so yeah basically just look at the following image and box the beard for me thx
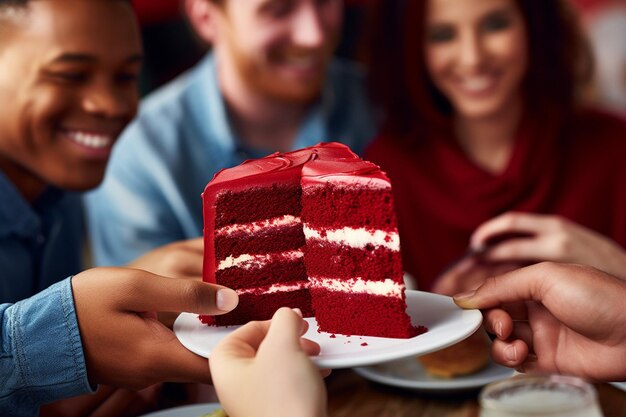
[229,42,337,104]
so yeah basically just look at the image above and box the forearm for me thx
[0,278,94,417]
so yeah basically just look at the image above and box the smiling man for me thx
[85,0,377,267]
[0,1,141,200]
[0,0,142,302]
[0,0,144,414]
[0,3,243,416]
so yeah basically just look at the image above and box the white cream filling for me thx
[215,215,301,237]
[236,277,402,297]
[308,277,403,296]
[217,250,303,271]
[236,281,309,295]
[303,177,390,189]
[303,226,399,251]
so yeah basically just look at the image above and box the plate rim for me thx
[353,357,515,391]
[609,381,626,392]
[174,290,483,369]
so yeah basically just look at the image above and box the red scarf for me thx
[365,109,626,291]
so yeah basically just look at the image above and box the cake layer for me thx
[216,255,307,289]
[301,184,397,230]
[214,222,304,260]
[309,288,419,338]
[304,244,402,281]
[212,288,314,326]
[214,185,301,227]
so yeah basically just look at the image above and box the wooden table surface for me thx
[326,369,626,417]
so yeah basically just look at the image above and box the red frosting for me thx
[203,142,361,191]
[301,159,390,185]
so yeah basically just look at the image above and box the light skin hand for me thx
[454,262,626,381]
[470,212,626,280]
[211,308,329,417]
[71,267,239,389]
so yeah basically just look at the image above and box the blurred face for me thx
[213,0,343,103]
[424,0,528,120]
[0,0,141,199]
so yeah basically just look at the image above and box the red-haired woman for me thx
[364,0,626,293]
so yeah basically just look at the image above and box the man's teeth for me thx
[66,131,113,149]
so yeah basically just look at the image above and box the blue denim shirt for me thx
[85,53,378,266]
[0,172,83,303]
[0,172,90,415]
[0,278,93,417]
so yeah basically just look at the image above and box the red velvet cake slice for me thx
[301,159,418,338]
[199,143,359,325]
[200,142,420,338]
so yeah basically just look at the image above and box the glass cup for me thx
[479,374,604,417]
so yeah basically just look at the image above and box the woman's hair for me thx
[0,0,131,13]
[364,0,593,136]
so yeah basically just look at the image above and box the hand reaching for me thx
[210,308,329,417]
[71,267,238,389]
[454,262,626,381]
[470,212,626,280]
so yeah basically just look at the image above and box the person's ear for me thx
[184,0,221,44]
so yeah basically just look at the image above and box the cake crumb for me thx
[361,342,369,346]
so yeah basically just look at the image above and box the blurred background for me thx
[131,0,626,117]
[131,0,370,94]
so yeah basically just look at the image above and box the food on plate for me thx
[417,329,490,378]
[199,142,423,338]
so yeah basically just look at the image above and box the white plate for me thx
[139,402,221,417]
[174,290,482,369]
[354,356,515,393]
[610,381,626,392]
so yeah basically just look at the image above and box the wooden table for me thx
[326,369,626,417]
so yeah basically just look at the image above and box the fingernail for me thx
[292,308,303,317]
[495,321,503,338]
[453,289,476,300]
[504,344,518,362]
[216,288,239,312]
